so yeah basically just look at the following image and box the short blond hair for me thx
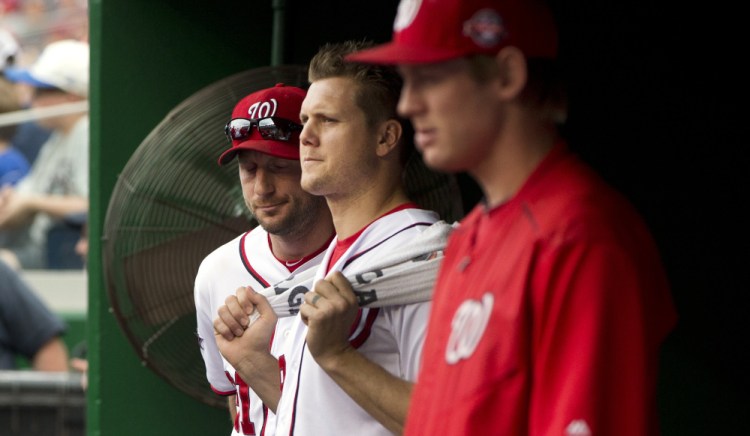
[308,40,403,128]
[308,40,414,165]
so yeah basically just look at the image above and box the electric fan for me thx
[102,65,465,408]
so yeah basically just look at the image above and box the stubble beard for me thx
[254,195,326,238]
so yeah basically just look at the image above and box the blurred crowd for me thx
[1,0,89,377]
[1,0,89,271]
[1,0,88,66]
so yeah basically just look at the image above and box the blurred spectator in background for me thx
[0,76,30,187]
[0,38,88,270]
[0,27,20,66]
[1,26,52,166]
[0,258,69,370]
[1,0,88,64]
[0,0,20,15]
[1,27,31,187]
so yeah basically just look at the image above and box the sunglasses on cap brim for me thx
[224,117,303,143]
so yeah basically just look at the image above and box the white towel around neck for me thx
[252,220,456,321]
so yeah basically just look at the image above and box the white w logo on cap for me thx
[247,98,278,119]
[394,0,422,31]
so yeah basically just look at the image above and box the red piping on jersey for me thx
[330,221,432,348]
[349,308,380,349]
[236,373,255,434]
[268,232,335,273]
[344,221,432,267]
[210,384,235,396]
[239,231,271,287]
[326,203,420,272]
[288,348,305,436]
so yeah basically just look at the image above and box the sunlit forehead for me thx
[303,77,360,119]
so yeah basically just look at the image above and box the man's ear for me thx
[494,46,528,101]
[375,119,403,157]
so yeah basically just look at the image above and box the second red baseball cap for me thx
[218,83,306,165]
[347,0,558,65]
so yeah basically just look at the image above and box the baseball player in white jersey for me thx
[194,84,333,436]
[275,207,437,435]
[213,41,438,435]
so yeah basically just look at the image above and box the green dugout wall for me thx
[88,1,747,435]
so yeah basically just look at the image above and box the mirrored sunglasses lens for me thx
[228,119,252,140]
[258,118,289,140]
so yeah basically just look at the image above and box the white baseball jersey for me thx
[274,207,438,436]
[195,226,330,436]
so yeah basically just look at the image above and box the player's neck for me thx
[327,182,410,240]
[471,114,557,207]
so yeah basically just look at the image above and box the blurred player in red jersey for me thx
[348,0,678,434]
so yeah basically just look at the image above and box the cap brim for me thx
[3,67,57,88]
[346,41,468,65]
[218,139,300,166]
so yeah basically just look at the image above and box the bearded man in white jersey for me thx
[213,41,438,435]
[194,83,334,436]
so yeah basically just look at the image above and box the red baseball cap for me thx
[218,83,306,165]
[346,0,558,65]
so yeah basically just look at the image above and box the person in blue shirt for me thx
[0,76,30,187]
[0,259,69,370]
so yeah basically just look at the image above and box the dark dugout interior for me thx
[280,1,748,434]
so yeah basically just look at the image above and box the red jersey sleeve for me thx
[529,237,674,436]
